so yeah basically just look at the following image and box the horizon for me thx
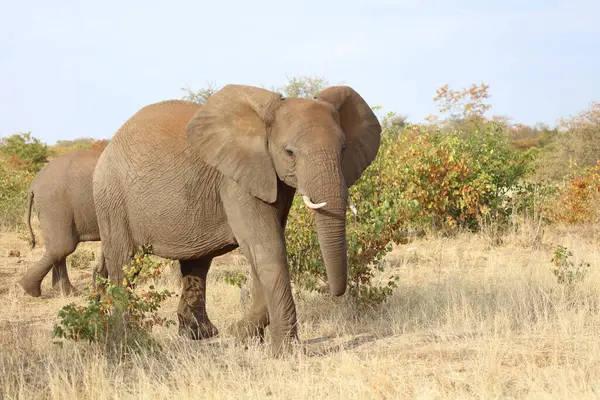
[1,0,598,145]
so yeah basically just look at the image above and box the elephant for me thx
[18,148,107,297]
[92,84,381,355]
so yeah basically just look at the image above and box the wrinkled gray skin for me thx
[92,85,381,356]
[18,149,107,297]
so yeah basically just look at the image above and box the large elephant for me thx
[18,148,107,297]
[92,85,381,355]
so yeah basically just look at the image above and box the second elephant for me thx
[18,148,107,297]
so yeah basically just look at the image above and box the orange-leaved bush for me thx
[548,161,600,224]
[0,132,44,229]
[396,121,535,231]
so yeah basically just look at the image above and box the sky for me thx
[0,0,598,144]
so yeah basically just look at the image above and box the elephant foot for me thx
[227,318,299,356]
[267,322,300,358]
[17,278,42,297]
[177,315,219,340]
[270,334,298,358]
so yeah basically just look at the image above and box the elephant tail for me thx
[26,190,35,249]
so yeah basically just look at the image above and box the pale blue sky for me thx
[1,0,598,144]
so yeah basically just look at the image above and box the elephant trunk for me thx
[302,160,349,297]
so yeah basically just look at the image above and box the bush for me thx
[534,101,600,182]
[0,157,35,230]
[53,246,175,353]
[0,132,48,173]
[397,120,535,231]
[504,180,558,224]
[547,161,600,224]
[0,132,47,230]
[550,245,591,286]
[89,139,110,152]
[50,138,110,157]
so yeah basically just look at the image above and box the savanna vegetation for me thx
[1,76,600,398]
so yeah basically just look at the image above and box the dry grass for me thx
[1,221,600,399]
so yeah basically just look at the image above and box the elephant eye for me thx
[285,148,295,158]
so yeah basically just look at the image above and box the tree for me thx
[433,82,492,122]
[274,75,329,99]
[180,75,332,105]
[536,101,600,181]
[509,123,558,150]
[180,81,220,104]
[425,83,492,133]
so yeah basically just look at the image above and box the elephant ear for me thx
[315,86,382,187]
[186,85,282,203]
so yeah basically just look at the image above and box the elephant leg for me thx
[18,250,60,297]
[92,251,108,291]
[19,220,78,297]
[177,257,219,340]
[222,188,298,356]
[92,253,107,302]
[230,200,293,343]
[51,257,77,296]
[240,242,298,356]
[228,266,269,343]
[102,241,134,288]
[231,203,294,342]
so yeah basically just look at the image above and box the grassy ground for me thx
[1,220,600,399]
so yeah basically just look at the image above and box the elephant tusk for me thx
[348,197,357,215]
[302,195,327,209]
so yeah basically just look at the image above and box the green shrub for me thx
[0,132,48,173]
[53,246,175,353]
[550,245,591,286]
[0,157,35,230]
[0,132,47,230]
[397,120,535,231]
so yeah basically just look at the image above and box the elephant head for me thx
[186,84,381,296]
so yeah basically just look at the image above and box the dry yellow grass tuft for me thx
[1,221,600,399]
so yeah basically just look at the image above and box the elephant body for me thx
[94,101,245,340]
[93,85,381,355]
[93,102,238,260]
[18,148,106,297]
